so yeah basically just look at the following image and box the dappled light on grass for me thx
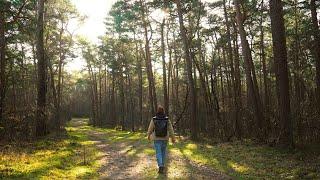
[0,119,101,179]
[167,147,193,179]
[142,148,154,156]
[227,161,250,173]
[185,143,198,150]
[177,142,210,165]
[76,118,319,179]
[169,140,320,179]
[127,148,137,156]
[2,118,318,179]
[169,147,183,156]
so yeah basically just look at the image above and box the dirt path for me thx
[73,119,231,179]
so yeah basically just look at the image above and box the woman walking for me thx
[147,106,176,174]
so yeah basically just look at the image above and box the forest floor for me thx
[1,118,319,179]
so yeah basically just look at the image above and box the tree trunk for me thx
[10,54,17,112]
[173,31,180,122]
[197,30,211,133]
[87,62,97,125]
[0,4,6,125]
[194,54,211,132]
[269,0,293,147]
[223,0,240,139]
[260,0,269,136]
[232,19,242,138]
[135,39,143,127]
[140,0,157,115]
[98,65,102,126]
[127,73,134,131]
[36,0,48,137]
[234,0,264,140]
[48,57,58,126]
[104,65,108,122]
[111,70,116,126]
[161,19,169,115]
[293,0,302,140]
[310,0,320,109]
[56,23,64,130]
[176,0,198,140]
[119,59,125,130]
[210,50,223,138]
[167,23,173,117]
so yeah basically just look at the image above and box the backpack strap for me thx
[153,116,169,121]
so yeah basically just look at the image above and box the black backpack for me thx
[153,115,168,137]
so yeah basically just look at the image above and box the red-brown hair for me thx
[157,105,165,114]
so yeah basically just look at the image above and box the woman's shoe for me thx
[158,167,164,174]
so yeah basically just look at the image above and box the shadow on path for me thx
[74,118,231,179]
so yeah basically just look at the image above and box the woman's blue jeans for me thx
[154,140,168,167]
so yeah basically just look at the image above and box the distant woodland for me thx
[1,0,320,148]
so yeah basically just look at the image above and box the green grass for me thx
[76,121,320,179]
[1,119,319,179]
[84,122,320,179]
[91,124,320,179]
[0,120,102,179]
[68,120,320,179]
[169,139,320,179]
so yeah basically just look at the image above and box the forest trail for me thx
[1,118,319,179]
[71,118,231,179]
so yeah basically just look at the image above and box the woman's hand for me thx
[171,137,176,144]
